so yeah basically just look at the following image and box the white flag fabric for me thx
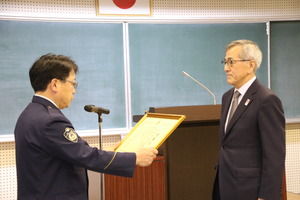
[97,0,151,15]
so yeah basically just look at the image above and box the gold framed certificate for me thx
[116,113,186,152]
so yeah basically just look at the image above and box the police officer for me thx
[14,54,158,200]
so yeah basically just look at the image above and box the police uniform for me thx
[14,96,136,200]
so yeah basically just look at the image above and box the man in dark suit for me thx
[213,40,285,200]
[14,54,158,200]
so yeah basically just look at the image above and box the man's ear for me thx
[49,78,60,92]
[248,60,256,73]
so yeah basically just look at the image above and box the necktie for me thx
[228,91,241,123]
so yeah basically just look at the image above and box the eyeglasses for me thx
[57,78,78,89]
[221,59,251,66]
[65,80,78,89]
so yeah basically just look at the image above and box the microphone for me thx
[84,105,110,115]
[182,71,216,105]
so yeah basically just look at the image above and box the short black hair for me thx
[29,54,78,92]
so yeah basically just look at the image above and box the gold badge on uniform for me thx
[63,128,78,143]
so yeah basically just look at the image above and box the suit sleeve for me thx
[257,94,285,199]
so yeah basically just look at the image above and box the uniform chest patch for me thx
[63,128,78,143]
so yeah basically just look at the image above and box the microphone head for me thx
[84,105,94,112]
[84,105,110,115]
[182,71,190,77]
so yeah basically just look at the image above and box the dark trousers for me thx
[212,171,221,200]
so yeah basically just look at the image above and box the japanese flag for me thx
[98,0,151,15]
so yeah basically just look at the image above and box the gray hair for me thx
[226,40,263,70]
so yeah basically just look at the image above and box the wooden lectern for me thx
[148,105,287,200]
[149,105,221,200]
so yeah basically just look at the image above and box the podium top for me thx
[133,105,221,124]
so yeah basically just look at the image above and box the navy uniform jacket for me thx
[213,79,285,200]
[14,96,136,200]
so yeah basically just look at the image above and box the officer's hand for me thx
[136,148,158,167]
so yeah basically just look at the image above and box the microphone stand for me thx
[84,105,110,200]
[182,71,216,105]
[98,113,105,200]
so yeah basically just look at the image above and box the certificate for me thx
[116,113,186,152]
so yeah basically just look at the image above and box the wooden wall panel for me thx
[105,156,166,200]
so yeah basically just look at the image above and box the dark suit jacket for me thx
[14,96,136,200]
[214,79,285,200]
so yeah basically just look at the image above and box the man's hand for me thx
[136,148,158,167]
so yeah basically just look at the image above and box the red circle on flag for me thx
[113,0,136,9]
